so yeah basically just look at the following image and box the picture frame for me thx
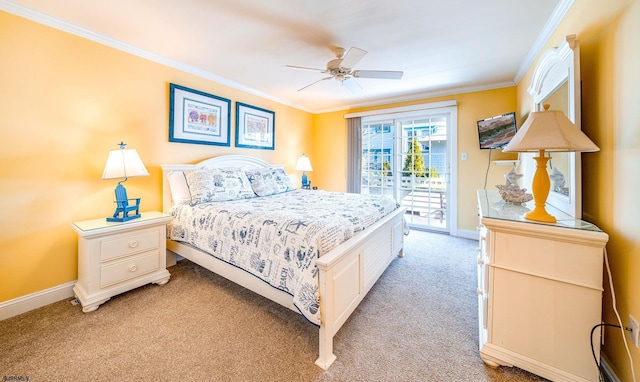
[235,102,275,150]
[169,83,231,146]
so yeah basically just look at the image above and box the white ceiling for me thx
[5,0,567,113]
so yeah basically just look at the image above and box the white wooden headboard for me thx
[160,154,279,212]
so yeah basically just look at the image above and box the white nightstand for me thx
[71,211,173,312]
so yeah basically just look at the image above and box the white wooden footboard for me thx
[315,207,405,369]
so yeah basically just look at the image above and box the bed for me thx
[161,155,406,369]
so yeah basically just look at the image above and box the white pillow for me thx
[184,168,216,205]
[271,167,295,193]
[184,167,256,205]
[245,168,277,197]
[167,171,191,205]
[211,168,256,201]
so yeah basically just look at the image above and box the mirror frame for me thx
[525,34,582,219]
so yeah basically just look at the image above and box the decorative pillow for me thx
[245,168,277,197]
[271,167,295,193]
[184,168,216,205]
[210,167,256,201]
[184,167,255,205]
[167,171,191,205]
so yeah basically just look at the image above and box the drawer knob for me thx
[129,265,138,272]
[129,241,139,248]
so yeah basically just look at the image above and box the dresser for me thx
[72,211,173,313]
[477,190,609,382]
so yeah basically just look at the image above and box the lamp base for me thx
[524,208,556,223]
[523,152,556,223]
[301,172,310,189]
[106,183,142,222]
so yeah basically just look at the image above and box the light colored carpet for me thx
[0,230,548,381]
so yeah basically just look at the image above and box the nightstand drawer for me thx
[100,251,159,287]
[100,229,159,262]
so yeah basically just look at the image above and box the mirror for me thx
[523,34,582,218]
[542,81,569,196]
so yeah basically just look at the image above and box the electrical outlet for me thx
[628,314,639,348]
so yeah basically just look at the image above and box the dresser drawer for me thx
[100,250,159,287]
[492,231,604,288]
[100,229,159,262]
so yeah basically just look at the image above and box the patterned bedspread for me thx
[167,189,399,325]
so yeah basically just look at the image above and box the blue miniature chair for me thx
[107,183,141,222]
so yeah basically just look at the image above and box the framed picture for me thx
[169,83,231,146]
[235,102,275,150]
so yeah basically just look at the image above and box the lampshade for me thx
[502,109,599,153]
[102,142,149,180]
[501,108,598,223]
[295,154,313,172]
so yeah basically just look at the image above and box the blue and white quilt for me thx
[167,189,399,325]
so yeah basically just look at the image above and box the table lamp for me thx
[295,154,313,189]
[502,106,599,223]
[102,142,149,222]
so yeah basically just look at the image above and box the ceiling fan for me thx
[285,46,403,92]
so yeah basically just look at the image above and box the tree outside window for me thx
[402,137,439,178]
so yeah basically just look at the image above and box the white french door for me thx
[360,106,456,233]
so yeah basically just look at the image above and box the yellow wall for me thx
[0,11,313,302]
[516,0,640,379]
[4,3,639,379]
[313,87,518,232]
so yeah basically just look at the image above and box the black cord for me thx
[483,148,493,189]
[590,323,627,381]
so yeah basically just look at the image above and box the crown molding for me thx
[513,0,574,84]
[316,81,515,114]
[1,0,566,115]
[0,0,313,113]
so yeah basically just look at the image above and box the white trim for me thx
[513,0,575,83]
[600,354,622,382]
[0,281,76,321]
[455,228,480,241]
[0,0,533,115]
[0,0,573,115]
[319,81,513,115]
[344,100,457,119]
[448,107,459,237]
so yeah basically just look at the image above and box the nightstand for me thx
[71,211,173,312]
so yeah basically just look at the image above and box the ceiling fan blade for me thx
[339,47,367,69]
[353,70,404,79]
[284,65,326,73]
[342,77,362,92]
[298,76,333,91]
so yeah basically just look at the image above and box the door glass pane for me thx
[397,116,448,231]
[361,121,395,198]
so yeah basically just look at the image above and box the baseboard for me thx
[0,281,76,321]
[600,354,622,382]
[456,228,479,240]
